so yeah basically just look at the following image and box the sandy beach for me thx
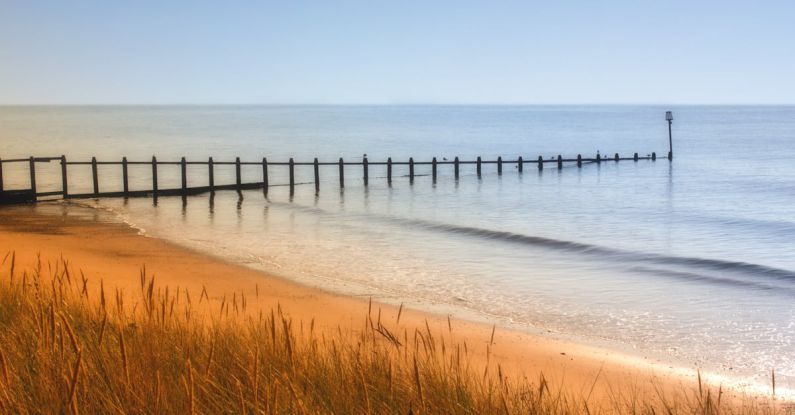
[0,202,750,411]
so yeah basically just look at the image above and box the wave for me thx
[269,200,795,289]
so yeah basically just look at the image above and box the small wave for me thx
[268,200,795,288]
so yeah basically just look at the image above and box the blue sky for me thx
[1,1,793,104]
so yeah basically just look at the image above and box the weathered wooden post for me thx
[289,158,295,194]
[338,158,344,188]
[633,152,639,162]
[181,157,187,193]
[262,157,268,194]
[432,157,437,182]
[538,155,543,171]
[122,157,129,196]
[387,157,393,184]
[476,156,482,177]
[518,156,523,172]
[208,157,215,192]
[652,152,657,161]
[614,153,619,162]
[409,157,414,183]
[235,157,242,189]
[151,156,158,199]
[557,155,563,170]
[363,156,369,186]
[28,157,37,198]
[666,111,674,160]
[60,155,68,197]
[0,158,3,192]
[596,153,601,164]
[454,157,459,180]
[91,157,99,196]
[313,157,320,194]
[497,156,503,175]
[577,154,582,168]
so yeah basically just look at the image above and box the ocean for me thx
[1,105,794,394]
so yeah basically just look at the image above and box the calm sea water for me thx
[2,105,794,393]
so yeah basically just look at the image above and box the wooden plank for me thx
[61,155,68,197]
[262,157,268,195]
[432,157,437,182]
[338,158,344,188]
[235,157,242,189]
[314,157,320,194]
[454,156,459,179]
[409,157,414,183]
[122,157,129,195]
[518,156,523,173]
[91,157,99,195]
[289,158,295,194]
[538,155,543,171]
[363,156,369,186]
[0,158,3,192]
[152,156,158,199]
[29,157,37,198]
[387,157,392,184]
[477,156,482,177]
[557,155,563,170]
[497,156,502,175]
[181,157,187,193]
[208,157,215,191]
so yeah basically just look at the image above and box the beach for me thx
[1,202,765,411]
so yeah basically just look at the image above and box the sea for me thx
[1,105,794,395]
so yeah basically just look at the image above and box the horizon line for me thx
[1,102,794,107]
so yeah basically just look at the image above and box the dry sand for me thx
[0,203,747,407]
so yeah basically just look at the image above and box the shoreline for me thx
[0,203,782,407]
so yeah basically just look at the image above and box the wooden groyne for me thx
[0,152,663,204]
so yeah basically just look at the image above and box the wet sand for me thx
[0,203,752,408]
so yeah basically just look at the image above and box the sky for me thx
[1,1,793,105]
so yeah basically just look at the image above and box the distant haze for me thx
[1,1,793,105]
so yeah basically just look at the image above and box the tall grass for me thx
[0,251,786,414]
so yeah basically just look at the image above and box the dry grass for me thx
[0,251,787,414]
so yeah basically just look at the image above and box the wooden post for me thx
[476,156,482,177]
[633,152,638,162]
[363,156,369,186]
[208,157,215,192]
[497,156,503,175]
[409,157,414,183]
[596,153,601,164]
[387,157,392,184]
[235,157,242,189]
[181,157,187,193]
[122,157,129,196]
[60,155,68,197]
[577,154,582,168]
[557,155,563,170]
[151,156,158,199]
[91,157,99,196]
[262,157,268,194]
[29,157,37,198]
[518,156,523,173]
[338,158,344,188]
[614,153,619,162]
[432,157,437,182]
[652,152,657,161]
[0,158,3,192]
[537,155,543,171]
[289,158,295,194]
[454,157,459,180]
[313,157,320,195]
